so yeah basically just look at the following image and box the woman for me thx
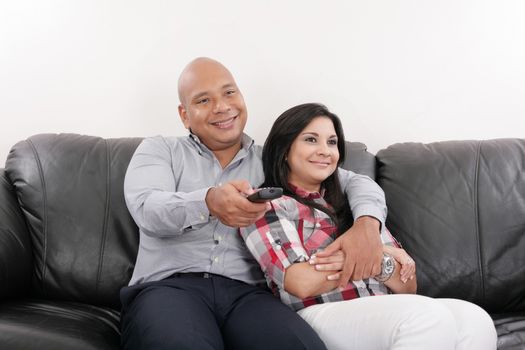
[240,103,497,349]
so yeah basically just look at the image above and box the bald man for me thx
[121,57,387,349]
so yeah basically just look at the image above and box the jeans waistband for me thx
[171,272,268,289]
[172,272,220,279]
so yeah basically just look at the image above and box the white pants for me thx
[297,294,497,350]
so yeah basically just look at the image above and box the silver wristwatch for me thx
[375,253,396,282]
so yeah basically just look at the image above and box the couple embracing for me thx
[121,57,496,350]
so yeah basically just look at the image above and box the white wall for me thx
[1,0,525,166]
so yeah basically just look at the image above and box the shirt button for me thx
[200,213,205,220]
[214,239,219,245]
[214,257,219,262]
[315,223,321,228]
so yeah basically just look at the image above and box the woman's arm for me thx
[284,251,344,299]
[240,200,344,299]
[286,247,417,298]
[382,245,417,294]
[309,245,417,295]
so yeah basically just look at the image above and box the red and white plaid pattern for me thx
[240,186,400,311]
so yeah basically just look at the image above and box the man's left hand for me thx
[315,216,383,288]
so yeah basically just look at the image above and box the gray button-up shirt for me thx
[124,133,386,286]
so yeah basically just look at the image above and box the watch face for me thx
[376,253,395,282]
[383,255,395,275]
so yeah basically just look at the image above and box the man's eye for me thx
[196,98,209,104]
[226,90,236,95]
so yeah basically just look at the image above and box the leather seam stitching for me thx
[28,139,48,293]
[96,139,111,295]
[474,141,485,304]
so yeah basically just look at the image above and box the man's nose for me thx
[213,98,231,113]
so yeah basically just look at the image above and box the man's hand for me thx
[315,216,383,288]
[205,180,270,227]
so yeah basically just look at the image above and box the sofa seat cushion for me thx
[493,312,525,350]
[0,299,120,350]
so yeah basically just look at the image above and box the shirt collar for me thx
[288,183,325,200]
[188,132,254,154]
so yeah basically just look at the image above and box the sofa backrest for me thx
[377,139,525,313]
[4,134,376,309]
[341,141,376,180]
[6,134,142,309]
[12,134,522,314]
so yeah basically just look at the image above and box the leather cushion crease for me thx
[1,133,524,349]
[0,300,119,350]
[494,313,525,349]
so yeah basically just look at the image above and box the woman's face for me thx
[287,116,340,192]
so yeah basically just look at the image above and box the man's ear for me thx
[178,104,191,129]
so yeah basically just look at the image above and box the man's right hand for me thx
[205,180,270,227]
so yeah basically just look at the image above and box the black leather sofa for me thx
[1,134,524,349]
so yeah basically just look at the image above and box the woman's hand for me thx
[314,216,383,287]
[309,245,416,285]
[309,250,345,281]
[383,245,416,284]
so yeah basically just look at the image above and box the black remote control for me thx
[247,187,283,203]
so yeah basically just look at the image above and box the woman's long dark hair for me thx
[262,103,352,233]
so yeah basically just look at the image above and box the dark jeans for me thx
[120,273,327,350]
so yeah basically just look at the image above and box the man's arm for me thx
[124,137,212,236]
[124,137,268,236]
[316,169,387,287]
[338,168,387,228]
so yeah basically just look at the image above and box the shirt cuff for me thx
[274,249,309,290]
[352,204,386,231]
[183,187,212,227]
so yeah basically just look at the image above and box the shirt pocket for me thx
[302,219,336,254]
[182,221,208,232]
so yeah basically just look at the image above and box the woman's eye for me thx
[328,139,338,145]
[305,137,317,143]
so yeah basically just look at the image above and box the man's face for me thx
[178,61,247,152]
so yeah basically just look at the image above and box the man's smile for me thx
[210,116,238,129]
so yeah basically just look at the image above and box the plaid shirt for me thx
[240,186,400,311]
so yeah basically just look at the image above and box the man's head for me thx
[178,57,248,152]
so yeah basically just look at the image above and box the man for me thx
[121,57,386,349]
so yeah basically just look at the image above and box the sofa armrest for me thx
[0,168,33,299]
